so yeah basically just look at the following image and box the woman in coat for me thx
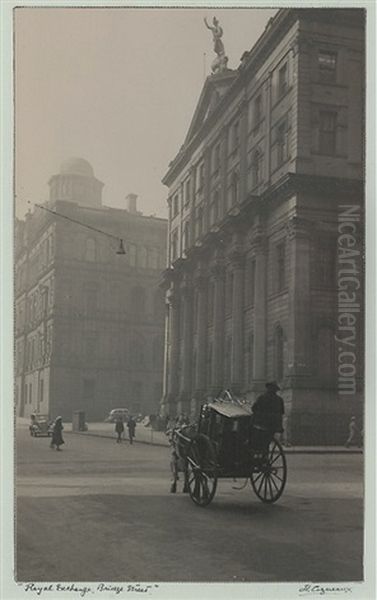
[50,416,65,451]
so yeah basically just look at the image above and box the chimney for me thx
[126,193,138,214]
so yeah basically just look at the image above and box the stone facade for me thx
[15,158,167,421]
[160,9,364,445]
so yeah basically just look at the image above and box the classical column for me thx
[194,271,208,398]
[286,216,311,384]
[230,251,245,392]
[252,228,267,387]
[211,259,225,394]
[179,276,193,412]
[166,288,180,413]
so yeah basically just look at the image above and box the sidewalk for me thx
[15,417,363,453]
[64,422,363,454]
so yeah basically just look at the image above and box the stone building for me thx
[15,157,167,421]
[160,8,364,445]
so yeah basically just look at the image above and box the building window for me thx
[209,190,219,226]
[277,121,289,166]
[185,179,191,206]
[212,143,221,174]
[318,51,337,83]
[29,383,32,404]
[319,111,337,155]
[253,95,262,128]
[174,194,179,216]
[196,207,204,239]
[85,238,96,262]
[230,121,240,153]
[230,171,239,207]
[183,221,190,250]
[276,242,286,292]
[278,62,288,97]
[197,163,205,190]
[250,150,262,188]
[171,230,178,261]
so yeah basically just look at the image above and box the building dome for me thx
[59,157,94,178]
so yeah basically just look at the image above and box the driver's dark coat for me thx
[252,391,285,433]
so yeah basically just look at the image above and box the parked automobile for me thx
[104,408,129,423]
[30,414,54,437]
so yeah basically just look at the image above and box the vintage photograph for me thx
[7,1,372,596]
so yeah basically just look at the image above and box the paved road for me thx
[16,425,363,583]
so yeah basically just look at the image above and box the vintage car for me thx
[168,391,287,507]
[29,414,54,437]
[104,408,129,423]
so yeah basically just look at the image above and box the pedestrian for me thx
[345,416,361,448]
[127,416,136,445]
[252,382,285,434]
[50,416,65,451]
[115,417,124,443]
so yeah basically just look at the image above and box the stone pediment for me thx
[184,70,237,145]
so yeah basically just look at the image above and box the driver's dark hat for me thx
[266,381,280,392]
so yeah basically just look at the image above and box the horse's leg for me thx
[170,452,178,493]
[182,456,189,493]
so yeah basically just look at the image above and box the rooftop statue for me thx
[204,16,228,74]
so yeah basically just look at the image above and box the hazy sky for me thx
[15,7,277,219]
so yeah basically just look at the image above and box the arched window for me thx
[85,238,96,262]
[274,325,285,382]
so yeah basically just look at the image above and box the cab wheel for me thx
[186,435,218,507]
[250,439,287,503]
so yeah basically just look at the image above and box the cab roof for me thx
[206,400,253,419]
